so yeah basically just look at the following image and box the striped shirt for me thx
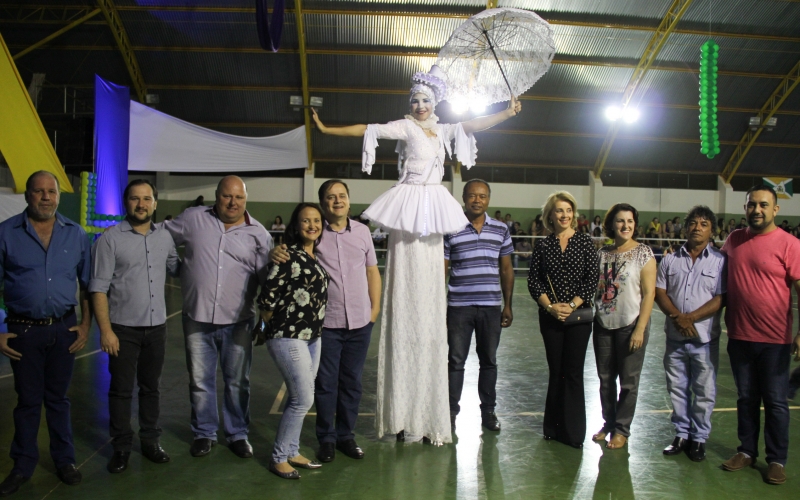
[444,215,513,307]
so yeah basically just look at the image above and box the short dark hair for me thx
[462,178,491,197]
[318,179,349,203]
[285,202,324,247]
[603,203,639,239]
[25,170,59,193]
[746,184,777,204]
[123,179,158,201]
[684,205,717,233]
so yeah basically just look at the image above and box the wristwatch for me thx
[569,301,577,310]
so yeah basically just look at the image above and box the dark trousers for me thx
[314,322,373,444]
[539,312,592,444]
[6,313,78,477]
[593,319,650,438]
[108,323,167,452]
[727,338,791,465]
[447,305,502,415]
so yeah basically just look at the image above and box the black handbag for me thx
[545,253,595,325]
[251,318,271,346]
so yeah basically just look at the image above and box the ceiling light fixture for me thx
[450,98,469,115]
[605,105,622,121]
[469,100,487,114]
[622,108,640,123]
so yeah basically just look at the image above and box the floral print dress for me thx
[257,245,329,340]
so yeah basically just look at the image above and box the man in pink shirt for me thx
[720,184,800,485]
[271,180,381,463]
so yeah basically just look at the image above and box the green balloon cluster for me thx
[699,40,720,159]
[79,171,102,232]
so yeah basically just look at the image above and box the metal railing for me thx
[271,230,730,271]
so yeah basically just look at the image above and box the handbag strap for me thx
[546,274,559,304]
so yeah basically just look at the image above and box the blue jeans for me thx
[182,315,254,443]
[315,323,373,444]
[727,338,791,465]
[447,305,502,415]
[664,337,719,442]
[268,337,321,463]
[6,313,78,477]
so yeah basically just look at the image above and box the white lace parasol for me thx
[436,8,556,107]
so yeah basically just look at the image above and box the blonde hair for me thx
[541,191,579,233]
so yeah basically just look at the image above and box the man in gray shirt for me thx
[90,179,180,474]
[163,176,272,459]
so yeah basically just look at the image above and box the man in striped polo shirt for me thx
[444,179,515,433]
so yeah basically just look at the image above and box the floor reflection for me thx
[592,442,634,500]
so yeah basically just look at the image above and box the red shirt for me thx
[722,227,800,344]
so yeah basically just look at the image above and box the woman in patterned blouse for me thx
[592,203,657,449]
[527,191,599,448]
[257,203,330,479]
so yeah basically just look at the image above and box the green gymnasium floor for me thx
[1,277,798,499]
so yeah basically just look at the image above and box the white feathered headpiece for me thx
[409,65,448,107]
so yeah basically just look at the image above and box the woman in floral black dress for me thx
[257,203,329,479]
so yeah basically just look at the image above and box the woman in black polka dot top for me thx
[527,191,600,448]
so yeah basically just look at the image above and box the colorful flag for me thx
[763,177,793,199]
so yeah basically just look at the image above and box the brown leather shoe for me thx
[722,452,753,471]
[766,463,786,485]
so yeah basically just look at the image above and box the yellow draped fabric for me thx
[0,33,73,193]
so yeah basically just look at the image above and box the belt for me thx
[5,308,75,326]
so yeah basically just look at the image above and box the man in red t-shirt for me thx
[720,185,800,485]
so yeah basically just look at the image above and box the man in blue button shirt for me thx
[655,205,726,462]
[0,171,92,496]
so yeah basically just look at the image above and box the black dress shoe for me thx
[107,451,131,473]
[190,438,215,457]
[688,441,706,462]
[317,442,335,463]
[141,442,170,464]
[337,439,365,460]
[0,473,29,496]
[56,464,82,486]
[481,412,501,432]
[663,437,688,456]
[396,430,405,442]
[229,439,253,458]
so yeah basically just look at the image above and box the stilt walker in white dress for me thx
[311,66,521,445]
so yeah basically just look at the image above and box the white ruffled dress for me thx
[362,119,478,446]
[361,119,477,236]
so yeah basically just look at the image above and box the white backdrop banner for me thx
[127,102,307,172]
[0,187,27,223]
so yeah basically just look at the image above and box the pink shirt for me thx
[722,227,800,344]
[316,219,378,330]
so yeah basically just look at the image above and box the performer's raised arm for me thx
[311,108,367,137]
[460,96,521,135]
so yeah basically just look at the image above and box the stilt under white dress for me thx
[361,118,477,445]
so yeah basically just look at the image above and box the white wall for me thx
[154,174,303,203]
[485,183,591,210]
[595,186,720,214]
